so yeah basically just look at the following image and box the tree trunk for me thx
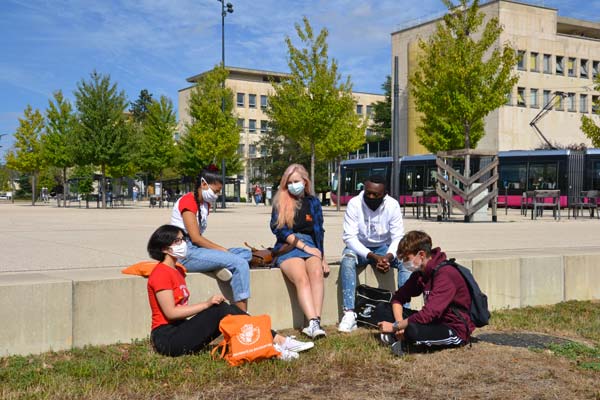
[310,142,316,194]
[62,167,68,208]
[159,173,163,208]
[336,158,341,212]
[101,164,106,209]
[31,173,37,206]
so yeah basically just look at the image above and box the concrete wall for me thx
[1,253,599,357]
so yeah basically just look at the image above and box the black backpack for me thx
[432,258,490,329]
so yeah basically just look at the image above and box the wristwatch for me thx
[392,321,400,332]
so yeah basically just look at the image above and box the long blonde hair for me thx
[273,164,312,229]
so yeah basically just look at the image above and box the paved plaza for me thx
[1,200,599,274]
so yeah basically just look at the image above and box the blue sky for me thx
[1,0,599,158]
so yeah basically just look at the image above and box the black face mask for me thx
[364,196,383,211]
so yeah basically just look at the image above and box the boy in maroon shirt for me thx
[377,230,474,355]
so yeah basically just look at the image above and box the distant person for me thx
[377,230,474,356]
[132,186,139,203]
[338,175,406,333]
[254,185,263,206]
[170,167,251,311]
[146,224,313,359]
[270,164,329,339]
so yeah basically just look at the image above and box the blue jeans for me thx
[340,245,411,311]
[181,240,251,302]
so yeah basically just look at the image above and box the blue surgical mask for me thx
[287,181,305,196]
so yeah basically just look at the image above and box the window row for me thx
[516,50,599,79]
[356,104,374,116]
[237,144,267,158]
[236,93,269,109]
[237,118,269,133]
[509,87,599,114]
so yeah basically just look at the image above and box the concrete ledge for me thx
[1,253,599,357]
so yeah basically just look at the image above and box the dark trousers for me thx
[151,303,249,357]
[375,303,462,347]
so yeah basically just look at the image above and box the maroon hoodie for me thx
[391,247,475,341]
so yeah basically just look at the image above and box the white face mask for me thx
[169,241,188,260]
[201,178,219,203]
[403,255,423,272]
[287,181,305,196]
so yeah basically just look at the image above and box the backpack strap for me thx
[431,258,472,346]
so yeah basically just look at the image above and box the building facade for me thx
[391,0,600,155]
[178,66,383,197]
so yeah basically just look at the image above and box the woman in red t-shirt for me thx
[146,224,314,358]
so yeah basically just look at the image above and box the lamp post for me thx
[218,0,233,209]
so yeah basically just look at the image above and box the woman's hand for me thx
[207,294,225,306]
[304,245,322,259]
[321,259,330,277]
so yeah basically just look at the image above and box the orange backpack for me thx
[211,314,281,366]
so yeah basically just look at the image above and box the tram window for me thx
[427,168,437,189]
[593,161,600,190]
[499,163,527,190]
[355,169,370,192]
[528,163,558,190]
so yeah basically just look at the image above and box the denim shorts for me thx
[275,232,316,266]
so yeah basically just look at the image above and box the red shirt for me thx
[147,262,190,330]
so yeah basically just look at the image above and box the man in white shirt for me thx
[338,175,407,333]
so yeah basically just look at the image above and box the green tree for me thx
[267,17,365,192]
[581,76,600,147]
[137,95,177,207]
[70,164,95,208]
[43,90,76,207]
[4,105,45,205]
[73,71,131,208]
[370,75,392,139]
[130,89,154,124]
[409,0,518,157]
[177,66,240,178]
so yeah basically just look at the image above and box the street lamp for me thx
[218,0,233,209]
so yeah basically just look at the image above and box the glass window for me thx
[517,87,526,107]
[499,163,527,191]
[248,119,256,133]
[592,95,599,114]
[528,162,558,190]
[366,105,373,116]
[248,94,256,108]
[530,88,539,108]
[249,144,257,157]
[260,146,267,157]
[505,90,512,106]
[260,120,268,133]
[356,104,363,114]
[568,57,576,77]
[260,95,268,109]
[580,94,588,113]
[581,59,588,78]
[556,56,564,75]
[543,54,552,74]
[237,144,245,156]
[593,161,600,190]
[593,61,599,78]
[236,92,245,107]
[517,50,526,70]
[404,166,425,191]
[555,93,564,110]
[237,118,244,131]
[543,90,552,108]
[567,92,576,111]
[529,52,538,72]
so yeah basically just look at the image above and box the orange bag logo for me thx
[238,323,260,345]
[212,314,280,366]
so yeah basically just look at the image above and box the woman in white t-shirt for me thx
[170,168,251,311]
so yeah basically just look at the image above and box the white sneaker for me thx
[205,268,232,282]
[274,343,299,361]
[281,336,314,353]
[301,319,327,339]
[338,311,357,333]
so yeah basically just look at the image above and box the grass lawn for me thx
[2,300,599,400]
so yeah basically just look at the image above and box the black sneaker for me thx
[379,333,397,346]
[391,341,404,356]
